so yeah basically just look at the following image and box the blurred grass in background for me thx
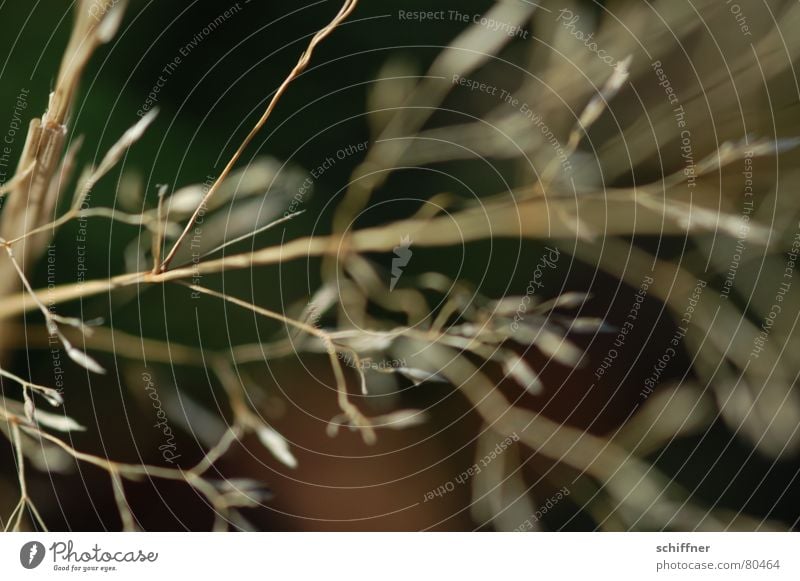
[0,0,798,531]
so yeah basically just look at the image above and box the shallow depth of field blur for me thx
[1,0,799,531]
